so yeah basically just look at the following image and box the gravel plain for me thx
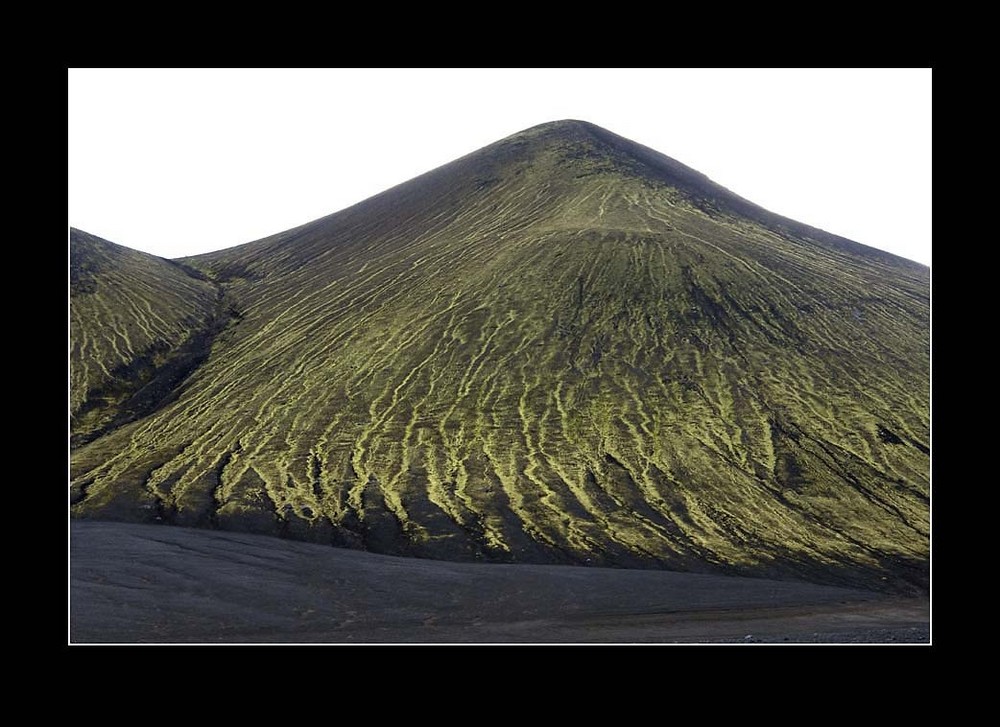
[70,521,929,644]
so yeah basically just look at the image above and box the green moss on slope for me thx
[70,121,929,593]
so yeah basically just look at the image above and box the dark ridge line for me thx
[209,451,234,530]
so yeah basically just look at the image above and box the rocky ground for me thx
[69,521,929,644]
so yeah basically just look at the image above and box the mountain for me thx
[69,120,930,593]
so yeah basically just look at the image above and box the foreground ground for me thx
[69,521,929,644]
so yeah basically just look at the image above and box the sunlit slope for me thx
[70,121,929,591]
[70,229,222,446]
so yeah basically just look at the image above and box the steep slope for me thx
[69,229,224,446]
[70,120,930,592]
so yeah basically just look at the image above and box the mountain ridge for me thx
[184,120,926,273]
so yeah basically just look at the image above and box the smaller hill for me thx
[70,229,223,447]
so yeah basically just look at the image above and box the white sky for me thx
[68,68,931,265]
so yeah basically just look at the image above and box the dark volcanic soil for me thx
[69,521,929,644]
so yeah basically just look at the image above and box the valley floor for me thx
[69,521,928,644]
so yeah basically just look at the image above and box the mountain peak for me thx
[511,118,603,137]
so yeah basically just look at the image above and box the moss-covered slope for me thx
[70,120,930,592]
[70,229,223,446]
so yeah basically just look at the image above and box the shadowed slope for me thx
[70,120,929,593]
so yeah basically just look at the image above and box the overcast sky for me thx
[68,68,931,265]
